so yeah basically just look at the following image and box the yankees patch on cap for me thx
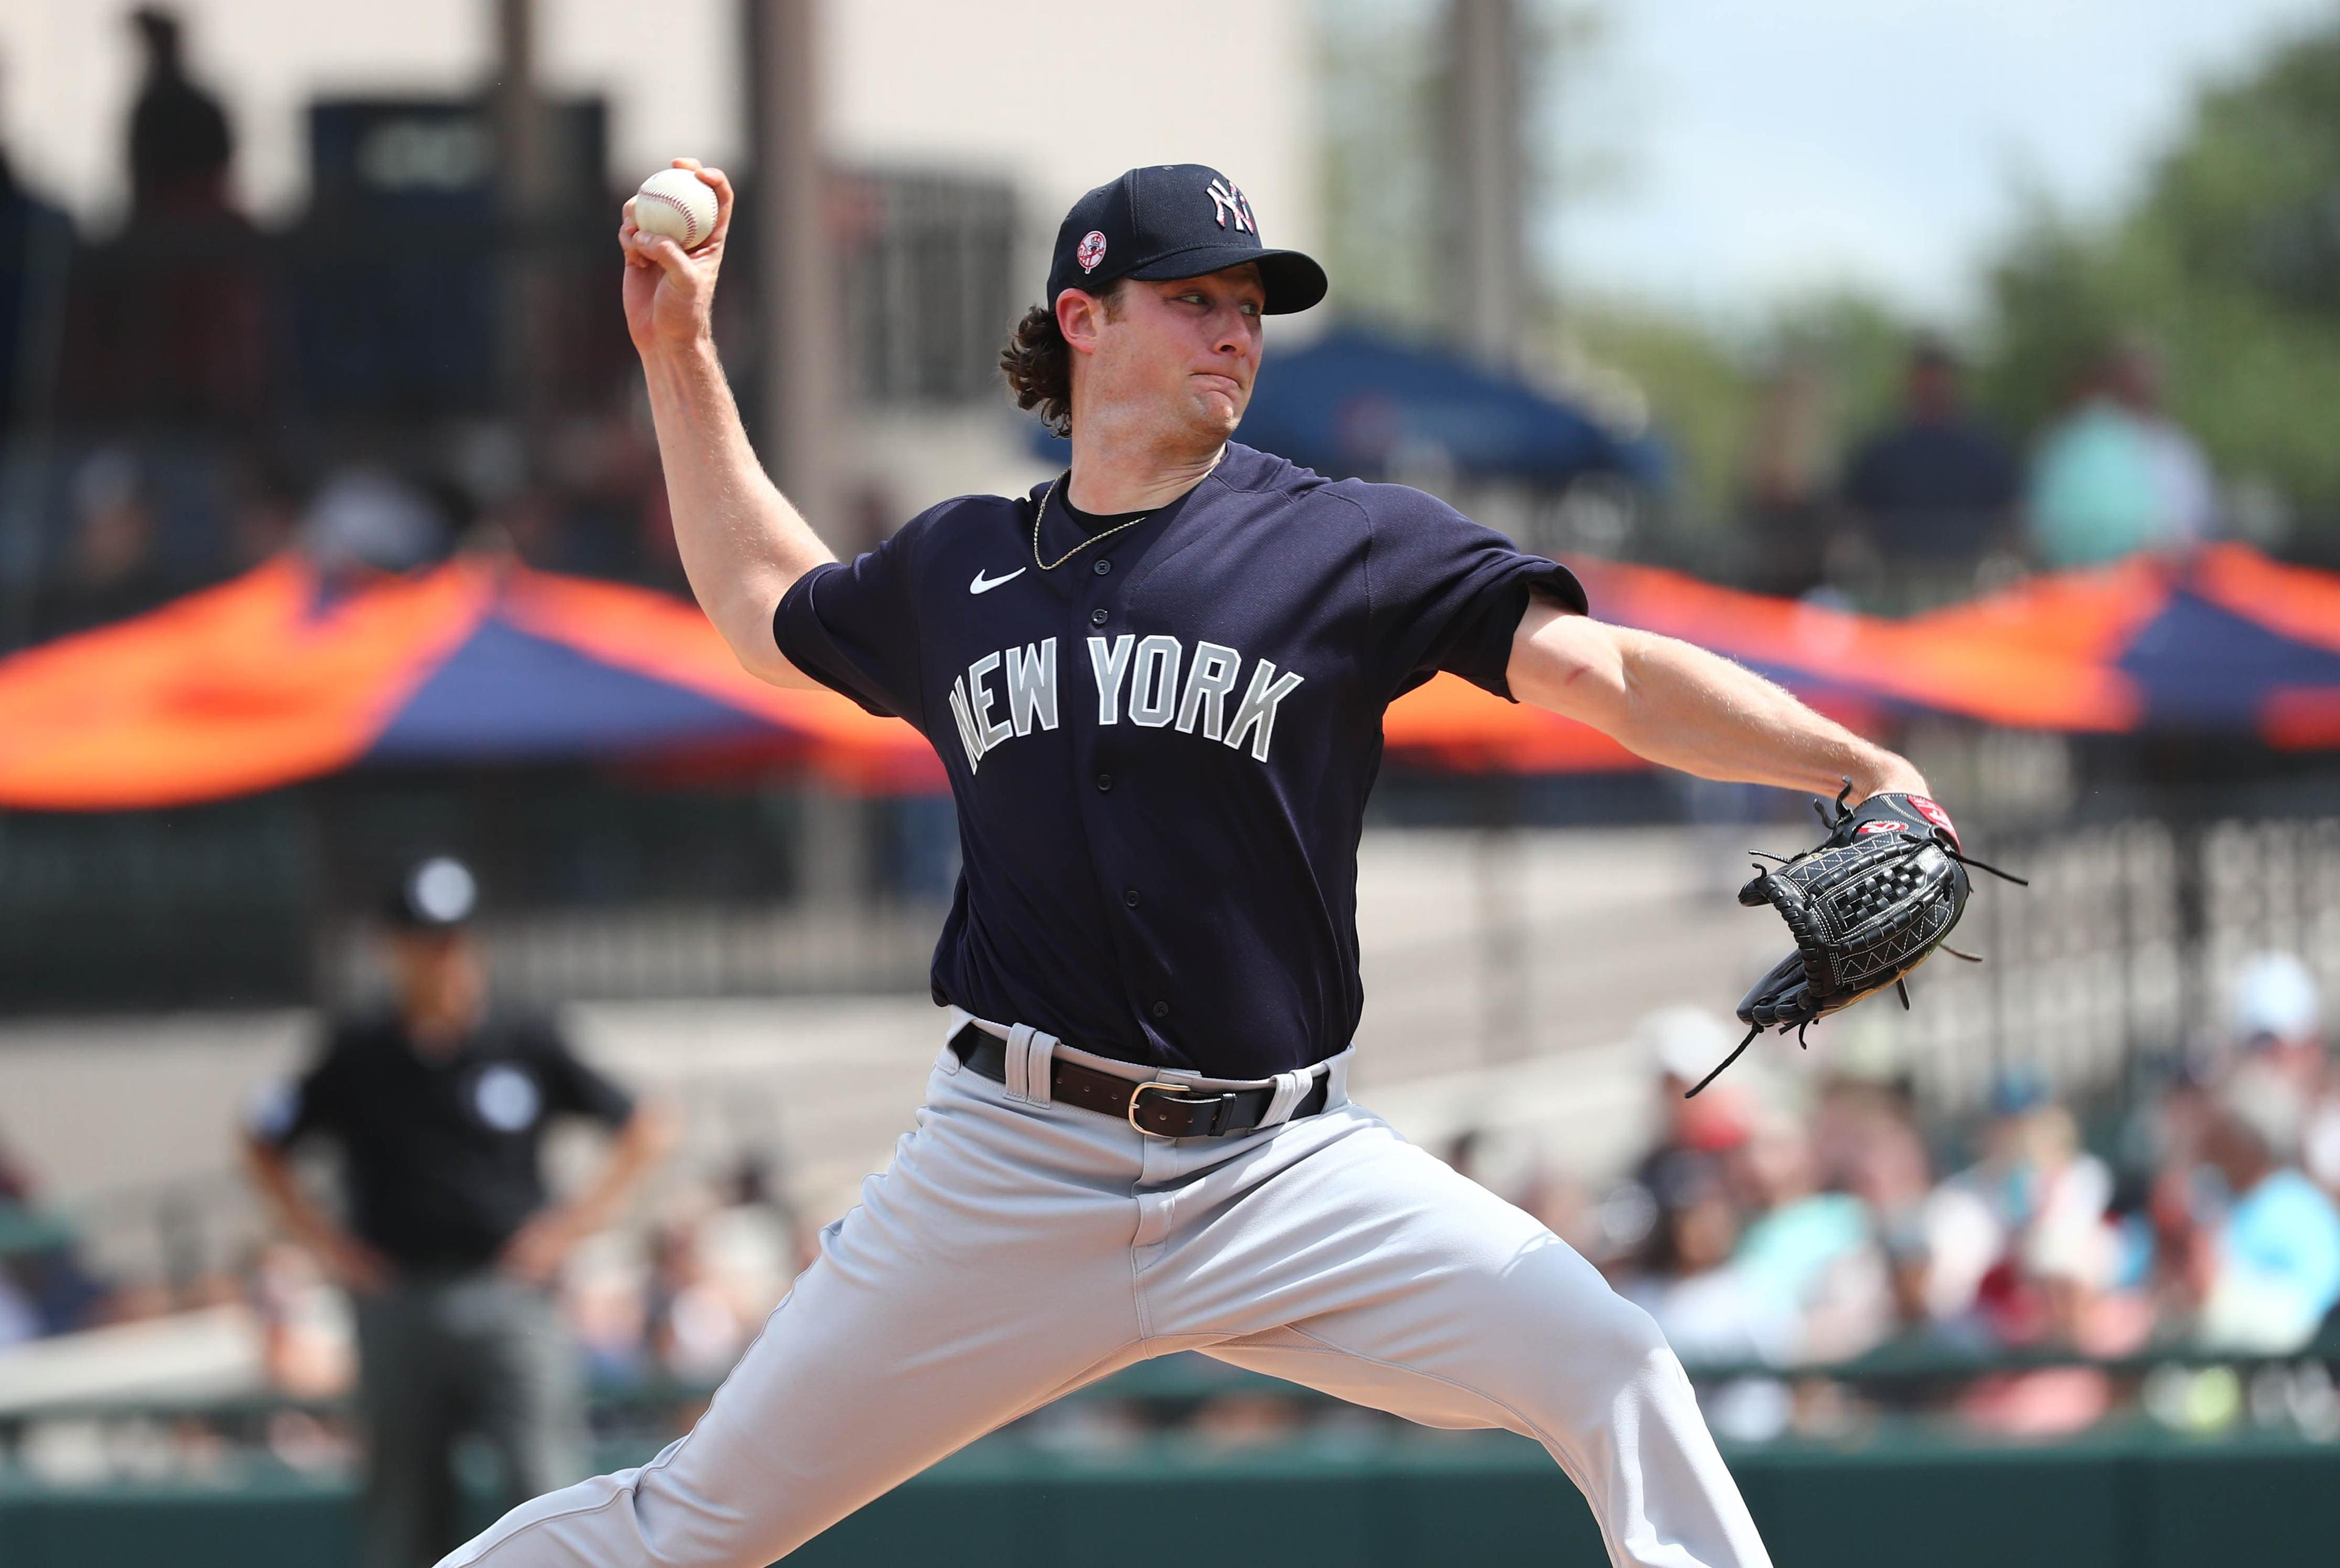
[1044,164,1327,316]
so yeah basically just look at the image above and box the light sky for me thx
[1540,0,2340,324]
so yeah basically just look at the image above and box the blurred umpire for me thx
[243,857,675,1568]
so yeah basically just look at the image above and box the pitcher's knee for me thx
[1510,1285,1679,1438]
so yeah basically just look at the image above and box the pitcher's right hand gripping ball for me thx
[1690,786,2024,1096]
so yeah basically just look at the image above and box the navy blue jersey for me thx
[775,443,1584,1079]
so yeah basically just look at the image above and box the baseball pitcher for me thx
[438,160,1991,1568]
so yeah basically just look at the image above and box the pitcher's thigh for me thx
[1197,1138,1767,1568]
[1199,1138,1668,1439]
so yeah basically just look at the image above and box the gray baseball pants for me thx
[439,1015,1771,1568]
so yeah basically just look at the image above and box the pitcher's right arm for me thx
[621,159,835,687]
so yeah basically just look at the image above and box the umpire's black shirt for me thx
[252,1011,634,1271]
[775,442,1585,1080]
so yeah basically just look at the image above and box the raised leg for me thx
[1163,1107,1771,1568]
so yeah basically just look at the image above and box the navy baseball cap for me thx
[1045,164,1327,316]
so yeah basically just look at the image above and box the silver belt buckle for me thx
[1127,1080,1197,1138]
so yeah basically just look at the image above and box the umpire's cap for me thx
[385,855,480,930]
[1046,165,1327,316]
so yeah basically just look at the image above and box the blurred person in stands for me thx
[1809,1057,1933,1227]
[228,453,305,567]
[1954,1203,2137,1438]
[1724,1117,1893,1363]
[300,467,448,581]
[2229,952,2326,1099]
[0,1130,112,1342]
[1635,1005,1757,1191]
[1616,1153,1796,1442]
[646,1216,754,1383]
[1620,1153,1794,1368]
[2026,337,2216,569]
[1926,1070,2114,1339]
[1737,357,1837,599]
[2179,1064,2340,1352]
[243,856,675,1568]
[1840,337,2021,605]
[46,445,167,634]
[127,7,230,219]
[63,8,266,427]
[0,66,74,436]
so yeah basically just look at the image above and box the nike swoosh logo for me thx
[969,568,1027,595]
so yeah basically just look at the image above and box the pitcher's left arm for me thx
[1505,597,1928,802]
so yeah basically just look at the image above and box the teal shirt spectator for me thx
[2224,1168,2340,1324]
[1734,1192,1871,1325]
[2026,403,2163,567]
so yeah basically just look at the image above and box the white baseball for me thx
[633,168,719,250]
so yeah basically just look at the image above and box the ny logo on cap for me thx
[1207,179,1256,235]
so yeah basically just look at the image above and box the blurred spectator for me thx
[1943,1076,2112,1321]
[126,9,232,219]
[1634,1004,1756,1187]
[0,94,74,432]
[1620,1152,1793,1368]
[63,9,268,428]
[0,1124,118,1344]
[1615,1152,1796,1442]
[250,1240,355,1399]
[645,1218,754,1383]
[241,856,676,1568]
[2189,1065,2340,1352]
[1840,338,2020,588]
[2026,338,2216,568]
[44,446,167,631]
[1724,1119,1892,1363]
[2230,951,2325,1095]
[2214,952,2339,1199]
[1737,357,1836,598]
[228,453,305,567]
[1809,1069,1932,1225]
[299,468,447,579]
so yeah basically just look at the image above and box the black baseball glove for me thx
[1686,783,2024,1097]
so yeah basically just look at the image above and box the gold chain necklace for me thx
[1031,476,1150,570]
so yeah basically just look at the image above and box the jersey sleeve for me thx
[246,1037,349,1150]
[526,1020,637,1129]
[771,531,926,731]
[1358,485,1588,701]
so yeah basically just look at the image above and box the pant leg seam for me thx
[1282,1323,1631,1568]
[447,1281,810,1566]
[441,1458,667,1567]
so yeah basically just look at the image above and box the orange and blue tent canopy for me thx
[1899,545,2340,748]
[4,545,2336,811]
[1374,554,2138,773]
[0,556,938,811]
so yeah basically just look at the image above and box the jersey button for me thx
[1090,608,1110,625]
[1122,889,1141,907]
[1096,773,1113,792]
[1092,559,1112,576]
[1150,1001,1170,1020]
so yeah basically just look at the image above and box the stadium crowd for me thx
[1517,952,2340,1440]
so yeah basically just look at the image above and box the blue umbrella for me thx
[1030,324,1665,486]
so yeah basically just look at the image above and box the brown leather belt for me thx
[947,1021,1331,1139]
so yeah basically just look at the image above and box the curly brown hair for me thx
[998,283,1124,437]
